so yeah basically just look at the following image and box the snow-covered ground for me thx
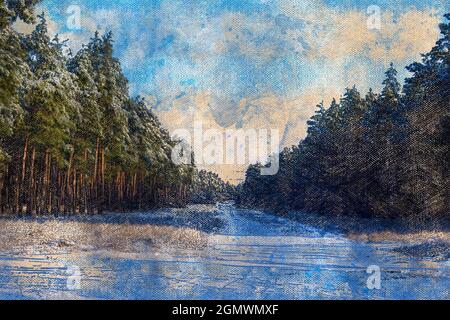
[0,205,448,299]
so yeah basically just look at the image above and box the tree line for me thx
[0,2,233,215]
[189,170,237,204]
[239,13,449,220]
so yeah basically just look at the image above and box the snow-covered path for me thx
[0,205,448,299]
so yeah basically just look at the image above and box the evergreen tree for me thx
[307,102,326,136]
[189,169,235,204]
[399,14,450,219]
[0,23,28,172]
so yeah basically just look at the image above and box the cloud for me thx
[35,1,441,102]
[154,87,341,182]
[156,91,220,133]
[122,42,148,70]
[278,2,442,63]
[367,10,441,62]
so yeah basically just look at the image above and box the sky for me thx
[23,0,450,181]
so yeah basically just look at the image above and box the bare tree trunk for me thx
[18,136,29,214]
[94,138,99,214]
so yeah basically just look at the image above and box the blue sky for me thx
[39,0,449,98]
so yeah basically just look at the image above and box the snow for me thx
[0,205,448,300]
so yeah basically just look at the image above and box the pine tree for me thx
[399,14,450,219]
[307,102,326,136]
[0,24,28,173]
[340,86,366,126]
[17,14,79,214]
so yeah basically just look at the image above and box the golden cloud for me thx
[279,2,441,64]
